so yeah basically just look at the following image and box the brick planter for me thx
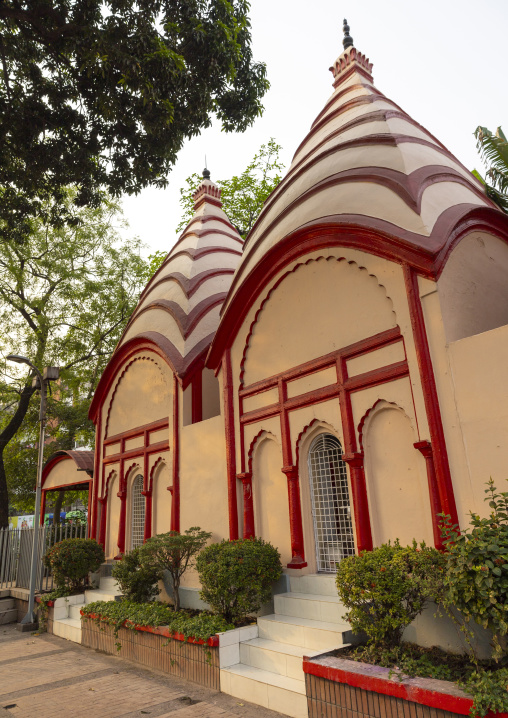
[81,616,220,689]
[303,652,508,718]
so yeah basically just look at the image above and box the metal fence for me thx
[0,523,88,592]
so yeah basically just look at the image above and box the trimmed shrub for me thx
[336,540,445,649]
[111,547,162,603]
[44,538,104,591]
[441,479,508,661]
[197,537,282,624]
[139,527,211,611]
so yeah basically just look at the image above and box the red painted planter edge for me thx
[35,596,55,607]
[303,657,508,718]
[80,611,219,647]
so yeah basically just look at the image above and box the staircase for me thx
[220,574,352,718]
[52,572,122,643]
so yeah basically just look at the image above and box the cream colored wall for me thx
[44,459,86,490]
[252,436,292,567]
[179,414,229,589]
[106,354,171,438]
[228,247,434,567]
[106,473,120,559]
[202,368,220,420]
[448,324,508,518]
[363,402,434,547]
[151,454,172,534]
[437,232,508,342]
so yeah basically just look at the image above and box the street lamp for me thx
[6,354,59,628]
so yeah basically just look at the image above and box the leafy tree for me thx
[176,139,284,237]
[112,547,163,603]
[139,527,211,611]
[0,194,150,528]
[473,126,508,213]
[0,0,268,244]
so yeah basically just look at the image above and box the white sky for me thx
[120,0,507,256]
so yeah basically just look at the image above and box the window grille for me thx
[131,474,145,550]
[308,434,355,572]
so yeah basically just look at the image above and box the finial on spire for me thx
[202,167,211,180]
[342,18,354,49]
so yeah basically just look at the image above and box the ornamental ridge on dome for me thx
[192,169,222,210]
[329,19,373,87]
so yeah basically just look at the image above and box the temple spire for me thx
[202,167,211,180]
[342,18,354,49]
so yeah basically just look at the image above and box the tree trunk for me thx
[52,491,65,525]
[0,382,36,529]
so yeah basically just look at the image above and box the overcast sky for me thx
[120,0,507,256]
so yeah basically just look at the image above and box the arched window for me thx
[131,474,145,550]
[308,434,355,572]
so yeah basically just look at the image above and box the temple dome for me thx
[221,33,497,311]
[116,174,243,379]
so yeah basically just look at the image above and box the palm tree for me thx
[473,126,508,213]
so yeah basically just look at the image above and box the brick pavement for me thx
[0,624,285,718]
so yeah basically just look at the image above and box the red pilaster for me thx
[282,465,307,567]
[98,496,107,549]
[116,488,127,558]
[342,452,373,552]
[171,375,180,532]
[40,489,47,526]
[414,440,444,549]
[91,414,101,539]
[403,264,458,526]
[142,490,152,542]
[238,472,255,538]
[223,348,239,540]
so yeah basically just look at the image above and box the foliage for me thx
[81,599,233,645]
[196,537,282,624]
[43,538,104,591]
[473,126,508,212]
[440,479,508,661]
[336,540,446,649]
[0,194,151,527]
[0,0,268,244]
[139,528,211,611]
[176,139,284,237]
[37,586,71,632]
[111,547,162,603]
[344,642,508,718]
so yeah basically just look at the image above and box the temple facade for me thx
[44,27,508,585]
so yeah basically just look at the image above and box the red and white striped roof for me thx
[221,41,496,312]
[117,176,243,379]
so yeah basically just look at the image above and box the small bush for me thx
[44,538,104,592]
[441,479,508,661]
[139,527,211,611]
[196,537,282,624]
[111,547,162,603]
[336,540,445,649]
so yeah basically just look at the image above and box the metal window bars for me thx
[308,434,355,572]
[131,475,145,550]
[0,522,88,591]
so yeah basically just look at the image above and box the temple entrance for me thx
[307,434,355,572]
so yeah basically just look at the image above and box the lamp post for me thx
[6,355,59,628]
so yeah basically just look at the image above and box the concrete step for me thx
[240,637,321,681]
[0,608,17,625]
[84,588,121,603]
[52,617,81,643]
[274,592,346,624]
[220,663,307,718]
[258,613,350,651]
[0,598,15,611]
[98,577,120,591]
[69,602,86,621]
[289,574,337,597]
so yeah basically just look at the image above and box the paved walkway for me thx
[0,624,285,718]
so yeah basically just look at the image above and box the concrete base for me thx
[16,621,38,632]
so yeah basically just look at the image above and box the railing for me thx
[0,523,88,592]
